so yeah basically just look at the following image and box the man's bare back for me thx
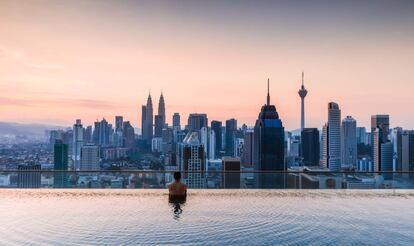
[168,181,187,196]
[168,172,187,196]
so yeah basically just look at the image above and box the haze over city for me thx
[1,0,414,130]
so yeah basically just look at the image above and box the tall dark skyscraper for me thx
[211,120,222,155]
[253,79,285,188]
[225,118,237,156]
[154,93,166,137]
[54,139,69,188]
[301,128,320,166]
[187,113,208,133]
[141,93,153,144]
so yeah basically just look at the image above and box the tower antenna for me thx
[267,78,270,105]
[302,71,304,87]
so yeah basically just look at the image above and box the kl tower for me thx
[298,72,308,131]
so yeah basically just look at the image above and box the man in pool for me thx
[168,172,187,197]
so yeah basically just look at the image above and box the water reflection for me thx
[169,195,187,219]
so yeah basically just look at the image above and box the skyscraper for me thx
[80,144,100,171]
[178,132,206,188]
[187,113,208,133]
[172,113,181,129]
[396,130,414,178]
[92,118,111,146]
[298,72,308,131]
[356,127,367,145]
[54,139,68,188]
[84,125,93,144]
[154,115,163,137]
[114,116,124,147]
[154,93,166,137]
[208,129,216,160]
[225,118,237,156]
[200,127,216,160]
[241,130,254,167]
[122,121,135,148]
[371,115,390,172]
[341,116,357,169]
[253,79,285,188]
[141,93,153,145]
[380,142,393,179]
[158,92,166,124]
[301,128,320,166]
[72,119,83,170]
[211,120,222,156]
[321,102,341,171]
[115,116,123,132]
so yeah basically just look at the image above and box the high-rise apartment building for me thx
[321,102,341,171]
[178,132,206,188]
[80,144,100,170]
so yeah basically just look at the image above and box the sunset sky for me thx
[0,0,413,130]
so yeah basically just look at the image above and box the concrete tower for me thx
[298,72,308,131]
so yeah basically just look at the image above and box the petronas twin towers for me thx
[141,92,166,144]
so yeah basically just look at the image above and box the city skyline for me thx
[1,0,414,129]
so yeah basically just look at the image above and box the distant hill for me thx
[0,122,66,137]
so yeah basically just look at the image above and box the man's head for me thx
[173,172,181,181]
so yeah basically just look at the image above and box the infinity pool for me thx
[1,190,413,245]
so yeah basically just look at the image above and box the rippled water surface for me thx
[1,189,414,245]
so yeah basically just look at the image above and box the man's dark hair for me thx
[173,172,181,181]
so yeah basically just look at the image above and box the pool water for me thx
[0,189,413,245]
